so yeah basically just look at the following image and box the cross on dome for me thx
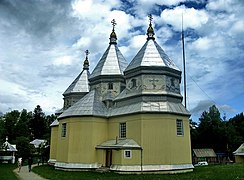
[110,19,117,44]
[85,49,90,58]
[111,19,117,31]
[147,14,155,40]
[83,49,89,69]
[148,14,153,24]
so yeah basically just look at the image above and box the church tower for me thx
[109,15,193,172]
[89,19,128,108]
[62,51,90,110]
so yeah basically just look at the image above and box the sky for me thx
[0,0,243,121]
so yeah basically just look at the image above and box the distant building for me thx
[233,143,244,163]
[30,139,47,148]
[49,16,193,173]
[0,137,17,164]
[192,149,217,164]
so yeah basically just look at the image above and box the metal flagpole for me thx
[182,14,187,109]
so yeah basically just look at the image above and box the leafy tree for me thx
[14,136,34,160]
[225,113,244,154]
[3,110,20,142]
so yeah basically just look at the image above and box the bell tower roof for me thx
[89,19,128,80]
[63,50,90,95]
[125,15,179,73]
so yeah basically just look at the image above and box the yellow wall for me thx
[140,114,192,165]
[55,113,191,167]
[235,155,244,163]
[56,119,69,162]
[121,150,141,165]
[109,114,142,144]
[108,113,191,166]
[50,126,58,160]
[56,117,108,164]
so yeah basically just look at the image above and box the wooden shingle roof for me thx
[193,149,216,157]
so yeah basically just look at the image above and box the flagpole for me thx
[182,14,187,109]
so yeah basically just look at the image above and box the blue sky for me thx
[0,0,243,122]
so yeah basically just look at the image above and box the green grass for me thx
[0,164,18,180]
[33,163,244,180]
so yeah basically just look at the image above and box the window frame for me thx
[61,123,67,137]
[176,119,184,136]
[119,122,126,139]
[124,150,132,159]
[108,82,113,90]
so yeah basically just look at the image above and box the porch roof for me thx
[96,139,142,150]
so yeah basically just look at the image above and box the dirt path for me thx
[13,164,47,180]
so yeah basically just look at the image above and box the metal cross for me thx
[85,49,89,56]
[85,49,89,58]
[148,14,153,24]
[111,19,117,30]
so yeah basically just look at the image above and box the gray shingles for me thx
[89,44,128,79]
[59,90,108,119]
[63,69,90,95]
[125,39,179,72]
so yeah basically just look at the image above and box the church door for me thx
[105,149,112,167]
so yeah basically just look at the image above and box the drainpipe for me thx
[140,148,143,172]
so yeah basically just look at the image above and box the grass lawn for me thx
[33,163,244,180]
[0,164,18,180]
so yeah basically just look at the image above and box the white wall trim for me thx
[54,162,102,169]
[110,164,194,172]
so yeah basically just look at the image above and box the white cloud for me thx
[53,56,73,66]
[137,0,185,6]
[160,5,209,31]
[0,0,243,119]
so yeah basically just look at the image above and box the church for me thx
[49,16,193,173]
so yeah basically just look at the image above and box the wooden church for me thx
[49,16,193,173]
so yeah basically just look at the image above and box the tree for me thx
[225,113,244,155]
[197,105,226,152]
[0,117,5,144]
[44,114,57,140]
[14,136,34,160]
[30,105,46,139]
[15,109,32,139]
[3,110,20,142]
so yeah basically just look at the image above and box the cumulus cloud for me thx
[160,5,209,31]
[0,0,243,119]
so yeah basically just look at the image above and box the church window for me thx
[124,150,132,159]
[119,122,126,138]
[131,79,137,88]
[108,82,113,90]
[61,123,67,137]
[176,119,184,136]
